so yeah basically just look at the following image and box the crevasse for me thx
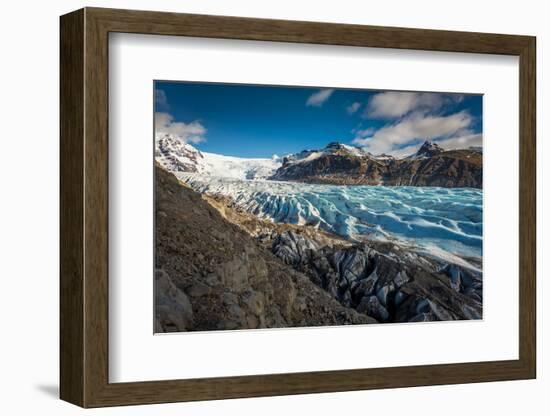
[177,174,483,259]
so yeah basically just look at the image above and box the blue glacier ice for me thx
[177,174,483,259]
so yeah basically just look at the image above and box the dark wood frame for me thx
[60,7,536,408]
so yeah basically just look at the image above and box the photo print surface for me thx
[154,81,483,333]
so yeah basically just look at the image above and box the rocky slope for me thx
[206,193,483,324]
[270,141,482,188]
[155,165,375,332]
[414,140,444,158]
[155,166,482,332]
[270,231,482,322]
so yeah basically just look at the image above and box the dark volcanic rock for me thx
[415,140,444,158]
[269,229,482,323]
[272,231,319,266]
[357,295,389,322]
[439,263,483,302]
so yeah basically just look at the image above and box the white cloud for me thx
[352,111,474,155]
[387,133,482,158]
[386,143,426,158]
[347,102,361,114]
[154,112,206,144]
[306,89,334,107]
[436,133,482,150]
[155,89,169,110]
[354,127,376,137]
[365,91,463,119]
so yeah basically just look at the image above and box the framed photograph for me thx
[60,7,536,408]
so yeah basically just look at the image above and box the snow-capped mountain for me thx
[412,140,444,158]
[271,140,482,188]
[155,134,282,180]
[281,142,372,165]
[155,135,205,173]
[156,136,482,188]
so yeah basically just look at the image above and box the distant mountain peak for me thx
[325,141,345,150]
[416,140,444,158]
[155,134,204,173]
[325,142,369,156]
[375,153,395,160]
[155,135,282,180]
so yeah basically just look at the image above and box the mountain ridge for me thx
[156,134,281,180]
[271,140,482,188]
[156,135,482,188]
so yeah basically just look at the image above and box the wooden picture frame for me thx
[60,7,536,408]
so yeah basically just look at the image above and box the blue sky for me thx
[154,81,482,158]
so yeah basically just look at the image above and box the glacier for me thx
[198,152,281,180]
[176,174,483,260]
[155,134,282,180]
